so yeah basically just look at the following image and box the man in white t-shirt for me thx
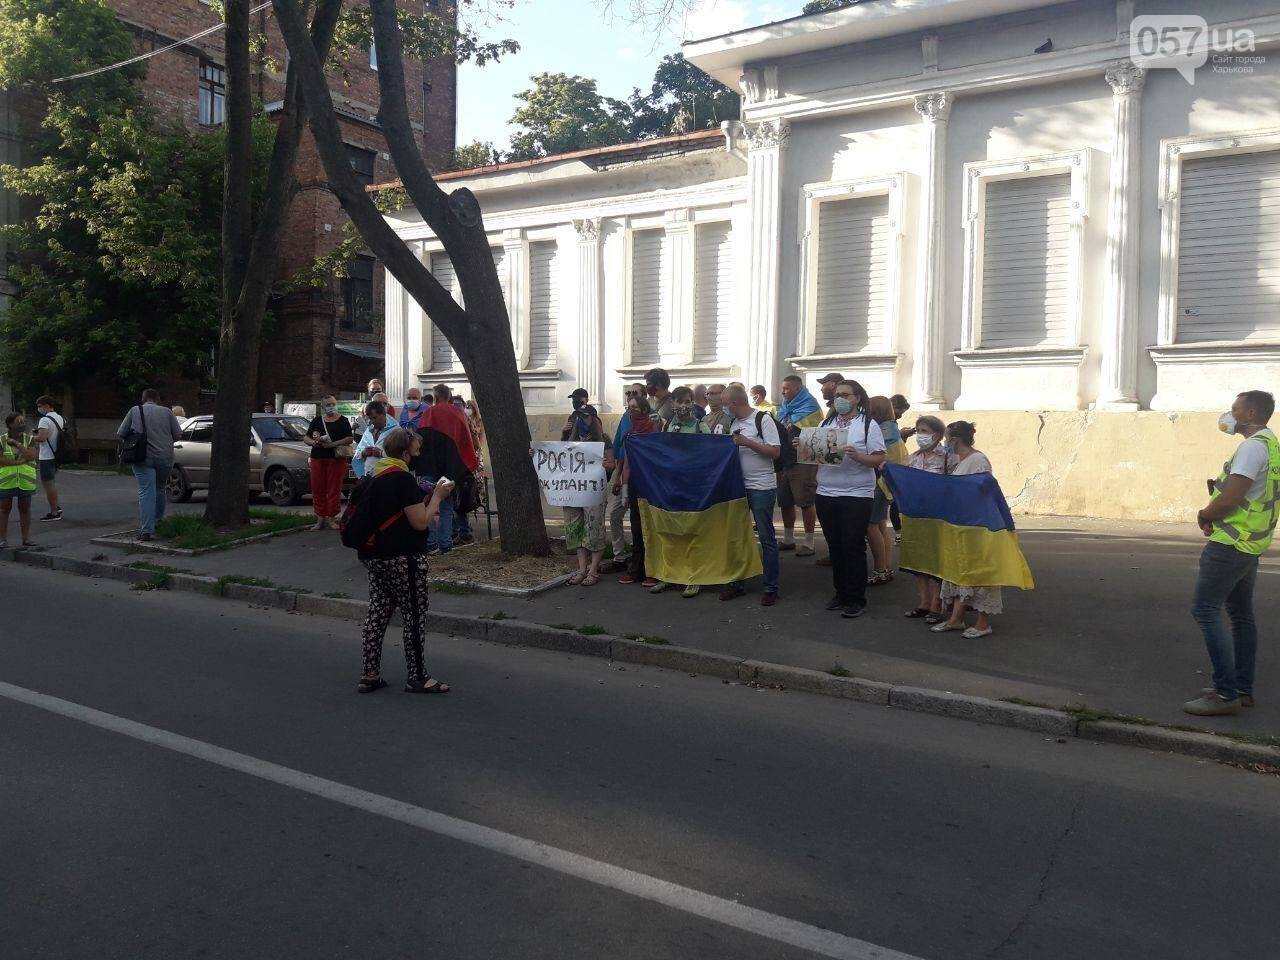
[720,384,782,605]
[1183,389,1280,717]
[33,395,64,521]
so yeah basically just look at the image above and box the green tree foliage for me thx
[506,73,631,161]
[801,0,853,13]
[447,139,502,171]
[626,53,739,140]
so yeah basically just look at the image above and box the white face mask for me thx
[1219,412,1241,435]
[916,434,937,450]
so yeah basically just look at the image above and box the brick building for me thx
[74,0,456,422]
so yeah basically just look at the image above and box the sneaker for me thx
[1182,693,1241,717]
[825,595,844,611]
[454,533,475,546]
[778,542,796,552]
[761,591,779,607]
[841,604,866,619]
[1202,687,1256,708]
[719,586,745,602]
[137,532,153,542]
[681,584,701,599]
[641,577,659,588]
[39,510,62,522]
[618,573,638,585]
[796,544,815,557]
[648,581,668,594]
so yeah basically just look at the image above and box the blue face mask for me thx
[833,397,854,416]
[405,399,421,411]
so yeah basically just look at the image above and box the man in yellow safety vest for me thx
[1,411,39,549]
[1184,390,1280,717]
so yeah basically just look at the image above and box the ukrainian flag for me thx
[625,433,763,586]
[882,463,1035,590]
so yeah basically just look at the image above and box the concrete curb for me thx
[89,521,310,556]
[6,547,1279,772]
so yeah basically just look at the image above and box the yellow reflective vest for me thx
[0,432,37,492]
[1209,429,1280,556]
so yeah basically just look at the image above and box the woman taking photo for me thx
[304,396,353,530]
[356,428,454,694]
[812,380,885,618]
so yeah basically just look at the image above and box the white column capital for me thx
[744,118,790,152]
[913,91,952,123]
[1104,60,1147,96]
[572,217,601,244]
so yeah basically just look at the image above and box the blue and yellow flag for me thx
[882,463,1034,590]
[624,433,763,586]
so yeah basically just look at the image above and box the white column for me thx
[743,118,789,390]
[382,252,415,400]
[503,228,529,369]
[663,208,695,364]
[573,217,603,404]
[1099,62,1146,410]
[912,92,952,409]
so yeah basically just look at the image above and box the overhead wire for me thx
[49,1,274,85]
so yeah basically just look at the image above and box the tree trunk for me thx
[204,0,344,529]
[272,0,550,556]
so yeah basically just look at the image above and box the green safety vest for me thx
[1209,428,1280,556]
[0,432,37,492]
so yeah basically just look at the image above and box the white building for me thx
[383,0,1280,521]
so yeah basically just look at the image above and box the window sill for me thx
[952,346,1087,368]
[787,352,901,369]
[615,362,739,378]
[417,368,565,381]
[1149,341,1280,364]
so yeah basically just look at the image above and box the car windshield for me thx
[254,417,309,442]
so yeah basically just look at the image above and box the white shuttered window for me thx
[813,194,891,354]
[693,222,733,364]
[1177,150,1280,342]
[630,229,666,365]
[979,173,1072,348]
[429,252,458,371]
[527,240,559,369]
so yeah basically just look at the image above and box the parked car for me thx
[166,414,353,506]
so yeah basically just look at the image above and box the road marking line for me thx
[0,680,924,960]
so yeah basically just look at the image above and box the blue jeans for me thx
[1192,541,1260,700]
[423,475,454,553]
[131,458,172,535]
[733,488,779,594]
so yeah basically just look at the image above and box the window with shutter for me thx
[693,222,733,364]
[979,173,1072,348]
[429,252,458,371]
[813,194,891,354]
[1176,150,1280,343]
[630,229,666,366]
[528,241,559,369]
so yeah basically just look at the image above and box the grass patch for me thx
[91,552,108,561]
[127,560,190,575]
[827,662,852,678]
[485,610,511,621]
[322,591,351,599]
[577,624,607,636]
[131,573,170,591]
[548,622,576,631]
[432,581,475,595]
[154,510,312,551]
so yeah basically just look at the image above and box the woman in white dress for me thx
[931,421,1001,638]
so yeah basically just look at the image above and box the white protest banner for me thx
[796,427,848,465]
[532,441,608,507]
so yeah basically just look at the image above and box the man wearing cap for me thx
[818,372,846,410]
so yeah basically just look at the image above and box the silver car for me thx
[166,413,342,506]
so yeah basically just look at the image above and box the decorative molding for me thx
[960,149,1092,352]
[913,91,951,123]
[788,353,902,372]
[744,118,791,152]
[796,174,909,360]
[740,67,763,105]
[953,346,1088,368]
[1149,341,1280,364]
[1104,60,1146,96]
[922,34,939,73]
[572,217,600,243]
[1155,127,1280,346]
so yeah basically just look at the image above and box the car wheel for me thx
[166,466,192,503]
[266,468,298,507]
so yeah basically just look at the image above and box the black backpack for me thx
[46,412,76,465]
[755,411,796,474]
[339,466,408,552]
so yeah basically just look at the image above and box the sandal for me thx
[405,677,451,694]
[904,607,931,619]
[930,621,964,633]
[581,574,600,587]
[356,676,388,694]
[923,613,945,625]
[567,572,586,586]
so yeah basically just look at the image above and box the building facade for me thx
[382,0,1280,521]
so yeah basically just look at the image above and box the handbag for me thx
[117,405,149,465]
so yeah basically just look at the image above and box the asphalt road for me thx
[1,562,1277,959]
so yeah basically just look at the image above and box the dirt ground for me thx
[428,539,579,588]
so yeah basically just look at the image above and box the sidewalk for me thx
[20,472,1279,740]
